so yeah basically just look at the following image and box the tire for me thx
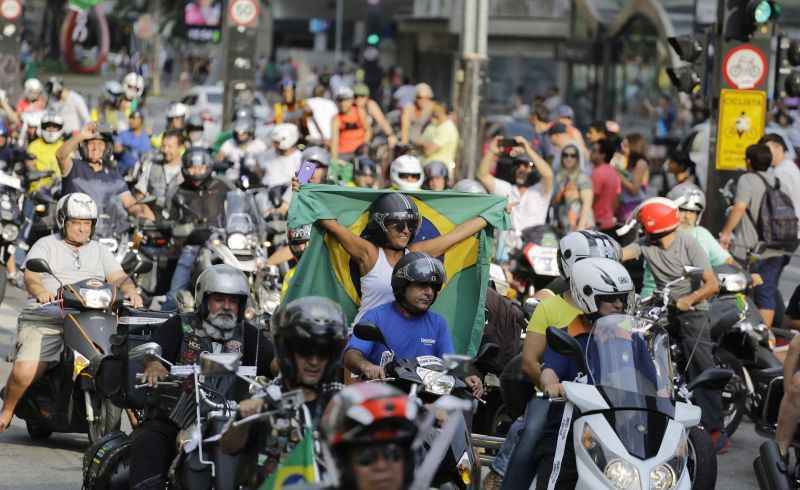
[716,349,747,437]
[26,420,53,440]
[688,426,718,489]
[756,440,793,490]
[88,399,123,443]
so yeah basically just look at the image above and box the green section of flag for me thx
[286,184,510,355]
[69,0,101,11]
[259,429,318,489]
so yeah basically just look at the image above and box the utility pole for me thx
[151,0,161,96]
[457,0,488,180]
[334,0,343,63]
[221,0,259,128]
[0,0,23,104]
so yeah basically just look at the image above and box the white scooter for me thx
[541,314,732,489]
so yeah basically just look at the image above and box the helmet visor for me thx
[395,257,445,288]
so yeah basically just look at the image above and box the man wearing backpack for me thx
[720,143,799,328]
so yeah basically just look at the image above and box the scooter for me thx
[2,258,123,442]
[352,322,482,489]
[509,224,560,297]
[541,315,732,489]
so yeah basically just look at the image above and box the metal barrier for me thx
[472,433,505,465]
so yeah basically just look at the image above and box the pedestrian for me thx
[553,143,593,232]
[400,83,434,146]
[589,138,621,234]
[419,103,459,172]
[615,133,650,222]
[330,86,370,162]
[761,133,800,231]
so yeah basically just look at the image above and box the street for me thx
[0,265,797,490]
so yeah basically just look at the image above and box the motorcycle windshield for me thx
[225,191,255,235]
[584,314,675,417]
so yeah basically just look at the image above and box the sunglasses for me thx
[385,220,416,233]
[398,172,421,181]
[353,443,404,467]
[562,152,578,159]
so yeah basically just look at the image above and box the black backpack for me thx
[746,173,800,252]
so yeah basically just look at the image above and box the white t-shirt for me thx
[260,149,302,187]
[50,91,91,135]
[393,85,417,108]
[219,139,268,180]
[492,178,551,235]
[305,97,338,144]
[773,158,800,238]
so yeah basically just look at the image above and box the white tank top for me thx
[354,248,401,323]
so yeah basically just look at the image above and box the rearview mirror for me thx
[546,326,588,375]
[129,342,162,361]
[200,352,242,376]
[683,266,704,278]
[687,367,733,392]
[25,258,53,275]
[443,354,473,378]
[353,322,385,344]
[121,251,153,276]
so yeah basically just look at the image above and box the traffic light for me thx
[776,36,800,98]
[666,35,707,94]
[723,0,781,42]
[366,33,380,46]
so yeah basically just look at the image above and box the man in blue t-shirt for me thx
[344,252,483,397]
[114,110,152,175]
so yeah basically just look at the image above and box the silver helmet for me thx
[195,264,250,324]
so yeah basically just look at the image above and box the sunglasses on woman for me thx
[353,443,404,466]
[385,219,417,233]
[562,152,578,159]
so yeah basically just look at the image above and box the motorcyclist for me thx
[163,147,234,311]
[453,178,487,194]
[343,252,484,398]
[281,224,310,299]
[219,296,347,487]
[216,117,267,182]
[629,197,725,450]
[129,264,275,488]
[422,160,448,191]
[352,156,378,189]
[273,79,309,133]
[0,193,143,432]
[115,72,145,133]
[45,76,90,135]
[484,230,622,489]
[257,123,301,187]
[776,334,800,458]
[113,109,153,175]
[16,78,47,114]
[317,191,487,323]
[151,102,188,149]
[185,114,208,148]
[389,154,424,191]
[26,110,64,192]
[353,82,398,149]
[55,122,155,220]
[330,86,371,162]
[321,383,420,490]
[134,128,185,212]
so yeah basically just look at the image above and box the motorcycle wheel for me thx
[88,399,122,443]
[26,420,53,440]
[716,349,747,437]
[688,427,718,489]
[755,440,793,490]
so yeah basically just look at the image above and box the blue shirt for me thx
[116,130,152,173]
[346,302,455,366]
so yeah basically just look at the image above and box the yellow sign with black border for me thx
[716,89,766,170]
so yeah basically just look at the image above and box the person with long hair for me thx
[552,143,592,231]
[615,133,649,222]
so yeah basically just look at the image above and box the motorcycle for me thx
[352,322,482,489]
[509,224,560,297]
[3,258,123,442]
[709,263,782,438]
[541,315,732,489]
[120,218,180,308]
[0,169,24,301]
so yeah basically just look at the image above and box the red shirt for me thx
[591,163,621,230]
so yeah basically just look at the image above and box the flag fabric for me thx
[285,185,510,355]
[69,0,101,11]
[259,429,319,489]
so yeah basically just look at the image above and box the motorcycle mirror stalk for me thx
[129,342,174,367]
[353,322,394,356]
[25,258,63,288]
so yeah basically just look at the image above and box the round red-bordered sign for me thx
[0,0,22,21]
[722,44,768,89]
[228,0,259,27]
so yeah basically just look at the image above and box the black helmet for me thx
[181,147,213,183]
[272,297,348,387]
[391,252,446,303]
[353,156,377,177]
[365,192,420,249]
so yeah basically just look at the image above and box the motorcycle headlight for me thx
[80,288,113,309]
[650,464,677,490]
[227,233,248,251]
[1,223,18,241]
[718,273,747,293]
[0,198,11,210]
[418,368,455,395]
[604,459,641,490]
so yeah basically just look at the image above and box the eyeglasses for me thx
[353,443,404,466]
[398,172,421,181]
[385,220,416,233]
[562,152,578,159]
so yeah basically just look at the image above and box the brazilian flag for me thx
[286,185,510,355]
[259,429,318,489]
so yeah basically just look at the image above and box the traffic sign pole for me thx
[221,0,259,129]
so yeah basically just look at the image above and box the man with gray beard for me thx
[128,264,274,489]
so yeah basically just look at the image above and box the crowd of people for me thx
[2,61,800,489]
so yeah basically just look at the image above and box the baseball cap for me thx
[547,122,568,136]
[556,104,575,119]
[353,83,370,97]
[415,83,434,99]
[335,86,354,100]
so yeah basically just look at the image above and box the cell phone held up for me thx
[499,138,520,151]
[296,161,317,184]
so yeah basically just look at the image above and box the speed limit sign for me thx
[0,0,22,21]
[228,0,259,28]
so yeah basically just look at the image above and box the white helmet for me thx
[122,72,145,100]
[21,111,43,130]
[489,263,509,296]
[569,258,634,316]
[667,183,706,214]
[271,123,299,150]
[39,111,65,144]
[24,78,43,101]
[56,192,99,237]
[558,230,622,279]
[390,155,423,191]
[166,102,189,120]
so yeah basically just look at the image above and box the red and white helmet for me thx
[636,197,680,235]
